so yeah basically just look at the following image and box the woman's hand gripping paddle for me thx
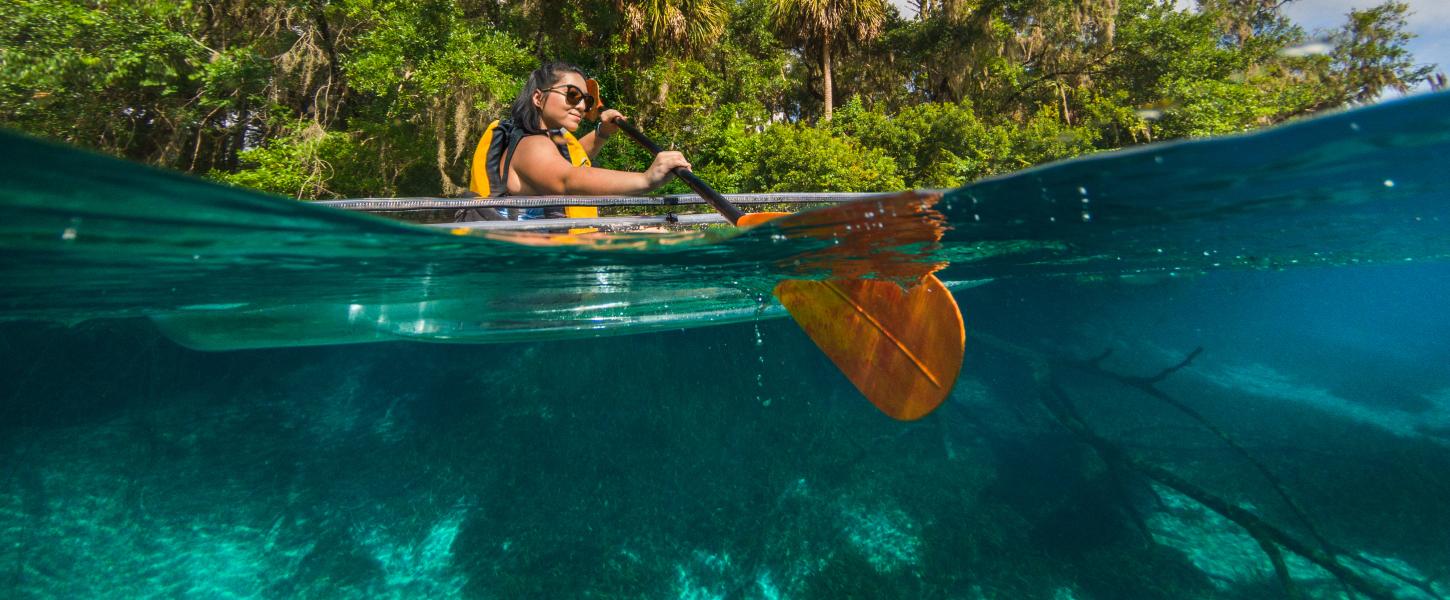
[610,117,964,420]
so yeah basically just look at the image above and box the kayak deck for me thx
[315,192,909,230]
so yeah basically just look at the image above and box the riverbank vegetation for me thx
[1,0,1439,198]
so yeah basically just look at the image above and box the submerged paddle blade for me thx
[736,200,964,419]
[775,277,964,420]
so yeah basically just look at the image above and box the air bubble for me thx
[754,321,768,406]
[60,217,81,241]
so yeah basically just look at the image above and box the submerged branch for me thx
[971,332,1441,600]
[1063,345,1350,588]
[1251,530,1302,600]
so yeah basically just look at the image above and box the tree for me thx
[622,0,730,53]
[768,0,890,121]
[1197,0,1290,45]
[618,0,732,111]
[1328,0,1434,103]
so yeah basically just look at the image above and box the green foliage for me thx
[340,0,535,195]
[767,0,890,119]
[737,121,903,192]
[833,97,1097,188]
[1155,78,1277,137]
[1329,1,1436,103]
[1,0,1440,200]
[215,123,388,199]
[679,107,767,194]
[0,0,211,165]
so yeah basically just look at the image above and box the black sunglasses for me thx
[545,85,597,111]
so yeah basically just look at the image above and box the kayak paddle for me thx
[609,116,965,420]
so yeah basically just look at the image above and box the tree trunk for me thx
[228,102,249,172]
[822,34,834,122]
[1059,82,1072,125]
[656,79,671,107]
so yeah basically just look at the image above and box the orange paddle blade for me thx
[736,211,791,228]
[775,276,964,420]
[584,79,603,122]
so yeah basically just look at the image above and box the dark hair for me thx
[510,61,587,135]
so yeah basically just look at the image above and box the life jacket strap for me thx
[498,132,529,198]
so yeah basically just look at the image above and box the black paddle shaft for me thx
[609,118,745,224]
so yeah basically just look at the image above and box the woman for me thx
[469,62,690,219]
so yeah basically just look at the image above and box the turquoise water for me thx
[2,93,1450,597]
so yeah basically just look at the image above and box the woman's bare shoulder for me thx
[513,134,562,154]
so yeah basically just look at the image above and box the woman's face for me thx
[533,71,589,132]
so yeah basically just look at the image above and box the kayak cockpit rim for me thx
[313,191,913,212]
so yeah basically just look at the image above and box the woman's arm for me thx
[577,131,608,162]
[577,109,624,160]
[509,135,689,196]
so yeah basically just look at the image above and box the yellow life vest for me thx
[469,120,598,219]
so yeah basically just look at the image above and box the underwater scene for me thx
[3,92,1450,598]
